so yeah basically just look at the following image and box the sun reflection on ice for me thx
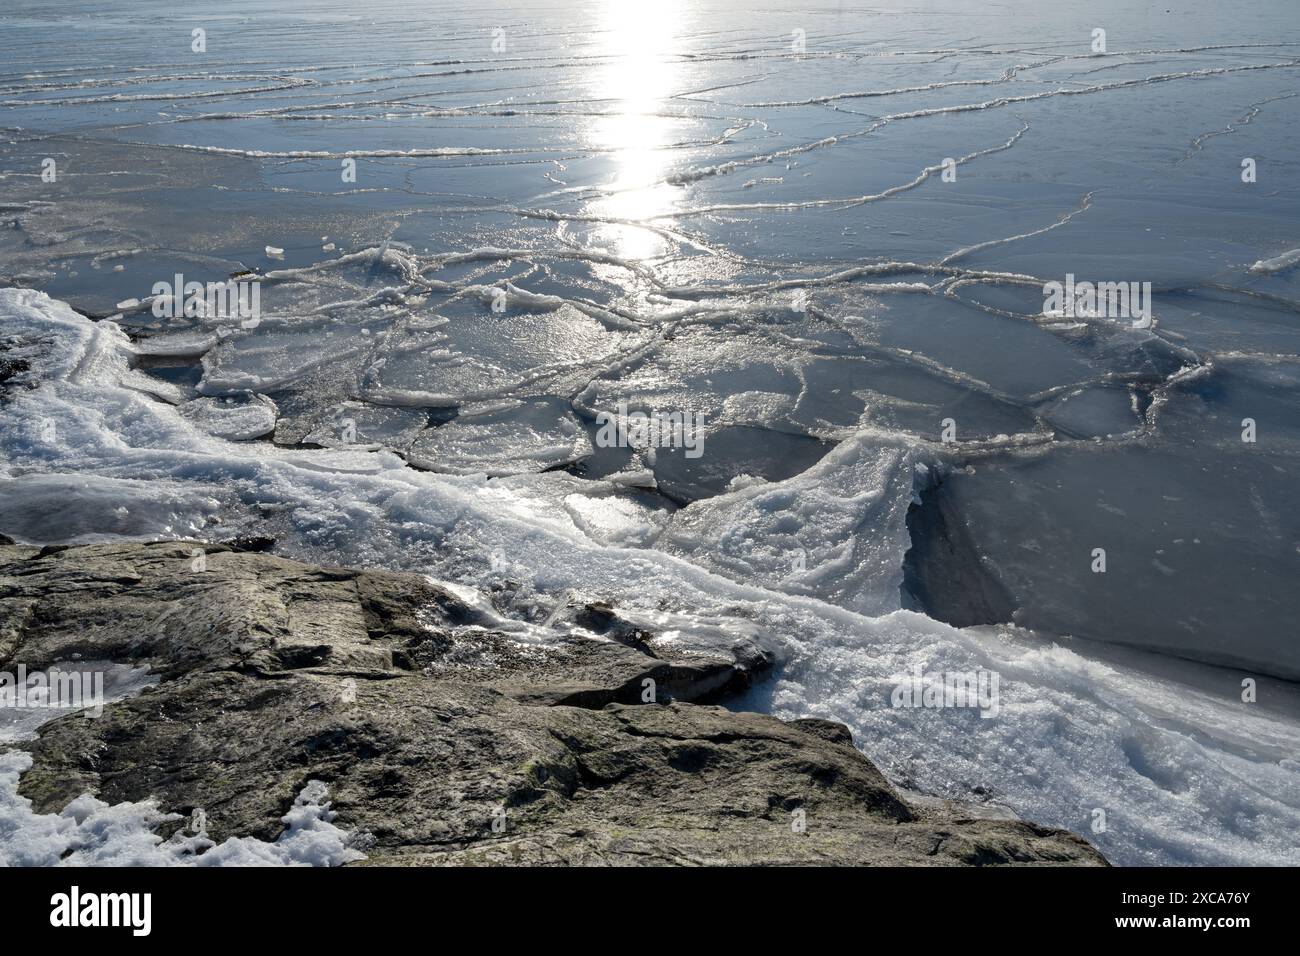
[584,0,687,261]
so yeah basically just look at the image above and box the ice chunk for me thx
[1249,248,1300,275]
[177,394,278,441]
[660,433,922,613]
[407,398,592,475]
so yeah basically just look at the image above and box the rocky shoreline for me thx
[0,540,1105,865]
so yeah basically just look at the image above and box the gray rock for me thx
[0,542,1106,866]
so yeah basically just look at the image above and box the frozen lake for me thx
[2,0,1300,865]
